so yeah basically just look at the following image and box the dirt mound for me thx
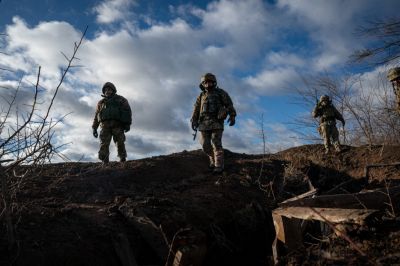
[1,145,399,265]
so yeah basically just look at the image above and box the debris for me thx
[272,186,400,263]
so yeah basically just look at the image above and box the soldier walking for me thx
[387,67,400,113]
[191,73,236,173]
[312,95,345,154]
[92,82,132,163]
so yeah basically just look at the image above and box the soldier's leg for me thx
[200,130,214,167]
[112,127,127,161]
[331,125,341,152]
[99,127,112,163]
[321,124,331,154]
[211,130,224,173]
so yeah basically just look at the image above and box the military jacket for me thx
[92,94,132,129]
[191,87,236,131]
[312,103,344,125]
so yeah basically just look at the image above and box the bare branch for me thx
[350,18,400,65]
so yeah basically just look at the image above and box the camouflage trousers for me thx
[99,125,126,161]
[199,129,224,168]
[319,121,340,152]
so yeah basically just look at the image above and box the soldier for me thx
[191,73,237,173]
[92,82,132,163]
[387,67,400,112]
[312,95,345,154]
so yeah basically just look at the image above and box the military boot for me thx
[208,155,215,169]
[102,156,109,165]
[213,150,224,174]
[334,145,341,153]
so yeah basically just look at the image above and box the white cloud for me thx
[93,0,136,24]
[277,0,399,71]
[5,17,81,76]
[1,0,397,162]
[267,52,305,68]
[200,0,272,58]
[245,67,299,94]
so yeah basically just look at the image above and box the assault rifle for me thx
[192,128,198,141]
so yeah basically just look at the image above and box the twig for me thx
[309,207,369,259]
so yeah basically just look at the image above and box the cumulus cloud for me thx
[267,52,305,68]
[277,0,399,71]
[244,67,299,94]
[5,17,81,76]
[93,0,136,24]
[1,0,397,162]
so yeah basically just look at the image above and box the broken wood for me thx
[274,207,377,224]
[272,186,400,263]
[279,186,400,212]
[280,188,317,204]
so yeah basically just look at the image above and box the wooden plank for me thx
[273,207,377,224]
[279,186,400,211]
[281,188,317,204]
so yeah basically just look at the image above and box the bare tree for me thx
[0,26,87,249]
[291,72,400,147]
[351,18,400,66]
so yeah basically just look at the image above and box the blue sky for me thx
[0,0,398,161]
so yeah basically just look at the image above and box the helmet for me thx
[102,82,117,94]
[387,67,400,81]
[319,95,330,102]
[200,73,217,84]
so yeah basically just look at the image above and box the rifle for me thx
[192,128,198,141]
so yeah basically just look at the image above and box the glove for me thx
[93,128,98,138]
[217,107,228,120]
[191,120,199,131]
[228,116,235,126]
[124,125,130,133]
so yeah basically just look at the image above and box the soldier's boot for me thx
[334,144,341,153]
[102,156,109,165]
[213,150,224,174]
[208,155,215,169]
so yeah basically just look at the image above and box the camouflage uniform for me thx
[191,73,236,173]
[387,67,400,113]
[92,82,132,163]
[312,95,345,154]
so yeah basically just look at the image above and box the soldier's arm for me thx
[334,106,345,123]
[120,97,132,125]
[312,105,320,118]
[221,90,237,117]
[191,95,201,122]
[92,101,101,129]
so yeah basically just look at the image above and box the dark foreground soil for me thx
[0,144,399,266]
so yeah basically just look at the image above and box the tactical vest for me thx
[320,105,336,123]
[200,89,223,118]
[98,96,130,123]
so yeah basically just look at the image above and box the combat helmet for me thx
[387,67,400,82]
[199,73,217,90]
[319,95,330,102]
[102,82,117,94]
[201,73,217,83]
